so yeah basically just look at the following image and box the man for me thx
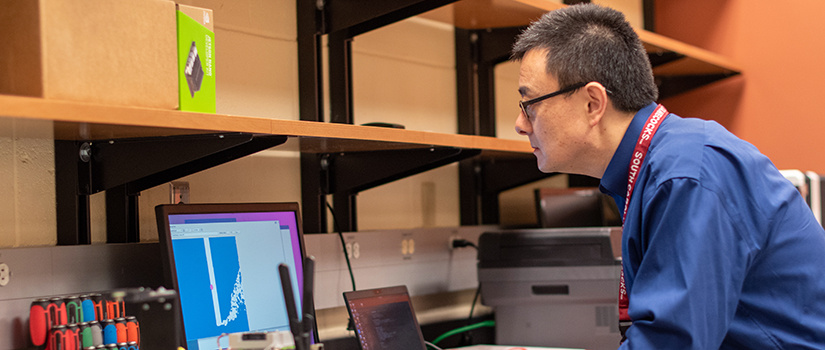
[512,3,825,349]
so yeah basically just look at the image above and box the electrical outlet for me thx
[401,233,415,259]
[0,263,9,286]
[345,242,361,259]
[401,238,415,256]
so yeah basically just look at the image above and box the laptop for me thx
[343,286,428,350]
[156,202,315,350]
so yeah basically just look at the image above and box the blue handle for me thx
[103,323,118,345]
[82,299,97,322]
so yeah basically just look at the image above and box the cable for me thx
[451,239,477,250]
[325,199,358,332]
[449,238,484,345]
[425,341,445,350]
[325,200,357,292]
[468,283,481,323]
[431,320,495,345]
[451,239,481,323]
[217,333,228,349]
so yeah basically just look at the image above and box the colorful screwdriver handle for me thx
[80,295,96,323]
[114,318,128,344]
[125,316,139,346]
[99,319,117,346]
[30,299,50,346]
[79,321,103,348]
[47,297,68,328]
[91,294,107,320]
[107,299,125,320]
[32,293,135,350]
[65,296,83,324]
[49,324,81,350]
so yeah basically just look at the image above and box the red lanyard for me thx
[619,104,668,336]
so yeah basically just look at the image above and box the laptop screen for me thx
[344,286,427,350]
[156,202,310,350]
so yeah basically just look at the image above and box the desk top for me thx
[449,345,585,350]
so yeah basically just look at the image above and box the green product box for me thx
[177,4,215,113]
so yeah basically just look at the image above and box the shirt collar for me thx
[599,102,659,205]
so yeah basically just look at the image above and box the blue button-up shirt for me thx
[600,103,825,349]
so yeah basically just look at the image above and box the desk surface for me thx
[450,345,585,350]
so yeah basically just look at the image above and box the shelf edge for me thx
[0,94,534,154]
[511,0,742,75]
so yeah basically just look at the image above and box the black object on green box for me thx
[177,4,215,113]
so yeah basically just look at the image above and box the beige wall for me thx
[99,0,305,243]
[0,0,639,247]
[0,119,56,247]
[353,17,463,230]
[0,1,548,247]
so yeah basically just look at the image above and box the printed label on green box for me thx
[177,9,215,113]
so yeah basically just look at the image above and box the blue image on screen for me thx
[173,236,250,341]
[210,236,249,330]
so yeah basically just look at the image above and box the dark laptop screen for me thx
[344,286,427,350]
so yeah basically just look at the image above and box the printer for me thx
[478,227,622,350]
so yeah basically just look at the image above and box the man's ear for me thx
[584,82,609,127]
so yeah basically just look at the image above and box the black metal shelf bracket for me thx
[324,147,480,194]
[55,133,288,244]
[299,0,479,233]
[456,26,524,137]
[302,147,481,233]
[657,73,740,100]
[297,0,701,230]
[322,0,458,38]
[459,157,558,225]
[455,26,561,225]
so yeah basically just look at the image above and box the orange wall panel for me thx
[656,0,825,172]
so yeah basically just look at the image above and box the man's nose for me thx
[515,111,531,135]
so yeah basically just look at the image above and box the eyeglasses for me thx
[519,82,588,119]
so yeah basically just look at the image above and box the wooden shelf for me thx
[420,0,741,78]
[418,0,546,29]
[0,94,533,155]
[638,30,740,77]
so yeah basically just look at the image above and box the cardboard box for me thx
[176,4,216,113]
[0,0,178,109]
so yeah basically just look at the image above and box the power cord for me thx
[325,200,357,292]
[451,238,477,249]
[430,320,496,346]
[468,284,481,323]
[449,238,482,346]
[425,341,444,350]
[324,199,357,332]
[450,238,480,322]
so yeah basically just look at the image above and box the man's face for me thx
[515,49,589,174]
